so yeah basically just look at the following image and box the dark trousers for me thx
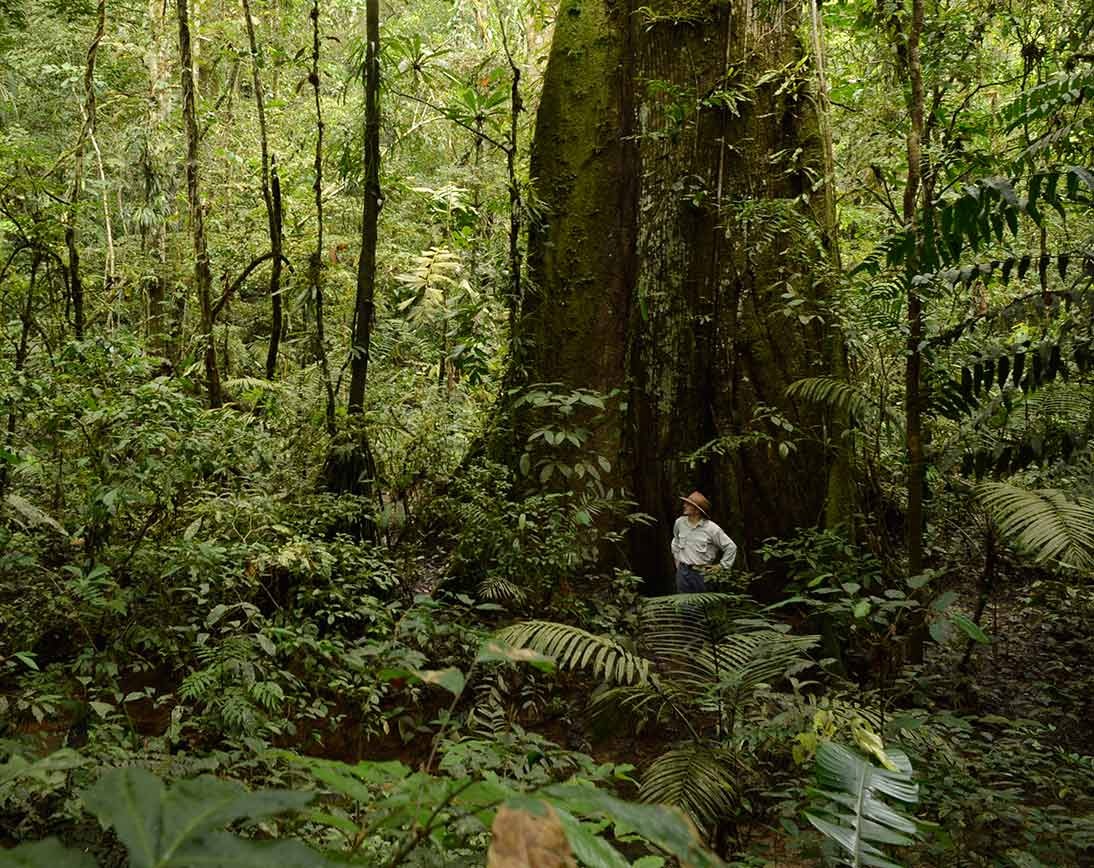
[675,563,706,593]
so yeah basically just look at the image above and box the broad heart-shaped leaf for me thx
[81,766,164,867]
[81,767,318,868]
[950,612,989,644]
[0,837,97,867]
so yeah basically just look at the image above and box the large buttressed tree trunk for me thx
[520,0,850,592]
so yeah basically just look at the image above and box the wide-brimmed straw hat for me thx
[680,490,712,518]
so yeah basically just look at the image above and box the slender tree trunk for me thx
[65,0,105,340]
[0,253,39,498]
[308,0,336,437]
[324,0,378,515]
[309,0,336,435]
[177,0,222,407]
[242,0,284,379]
[142,0,172,360]
[897,0,931,663]
[499,15,523,332]
[79,0,116,326]
[902,0,926,580]
[347,0,380,413]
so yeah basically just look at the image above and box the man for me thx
[670,490,737,593]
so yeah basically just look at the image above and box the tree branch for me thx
[388,87,511,154]
[212,252,290,321]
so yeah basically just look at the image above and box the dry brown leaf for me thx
[487,803,576,868]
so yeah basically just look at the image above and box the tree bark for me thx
[499,14,523,332]
[347,0,380,414]
[326,0,377,513]
[1,252,39,498]
[177,0,222,407]
[516,0,850,593]
[902,0,926,580]
[899,0,930,663]
[309,0,336,435]
[242,0,284,380]
[65,0,106,340]
[142,0,173,360]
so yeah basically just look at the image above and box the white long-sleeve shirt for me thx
[671,516,737,568]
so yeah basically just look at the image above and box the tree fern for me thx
[805,740,920,868]
[976,482,1094,571]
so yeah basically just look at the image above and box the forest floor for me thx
[941,574,1093,751]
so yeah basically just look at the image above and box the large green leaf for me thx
[553,806,630,868]
[542,784,725,868]
[805,741,920,868]
[171,832,335,867]
[0,838,97,868]
[0,750,87,788]
[80,768,324,868]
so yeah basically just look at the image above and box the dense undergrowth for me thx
[3,0,1094,862]
[2,338,1092,867]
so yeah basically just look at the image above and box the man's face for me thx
[682,501,699,518]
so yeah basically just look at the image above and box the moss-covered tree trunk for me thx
[177,0,221,408]
[518,0,849,593]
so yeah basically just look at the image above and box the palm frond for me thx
[805,741,920,868]
[1024,383,1094,420]
[587,681,692,734]
[477,574,527,606]
[696,631,817,688]
[976,482,1094,570]
[639,743,739,836]
[494,621,650,686]
[640,592,754,615]
[638,593,756,664]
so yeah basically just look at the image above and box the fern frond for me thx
[787,377,898,426]
[222,377,286,393]
[179,668,218,700]
[494,621,650,686]
[1004,68,1094,134]
[639,743,739,835]
[976,482,1094,570]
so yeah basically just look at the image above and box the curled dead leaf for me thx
[487,804,576,868]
